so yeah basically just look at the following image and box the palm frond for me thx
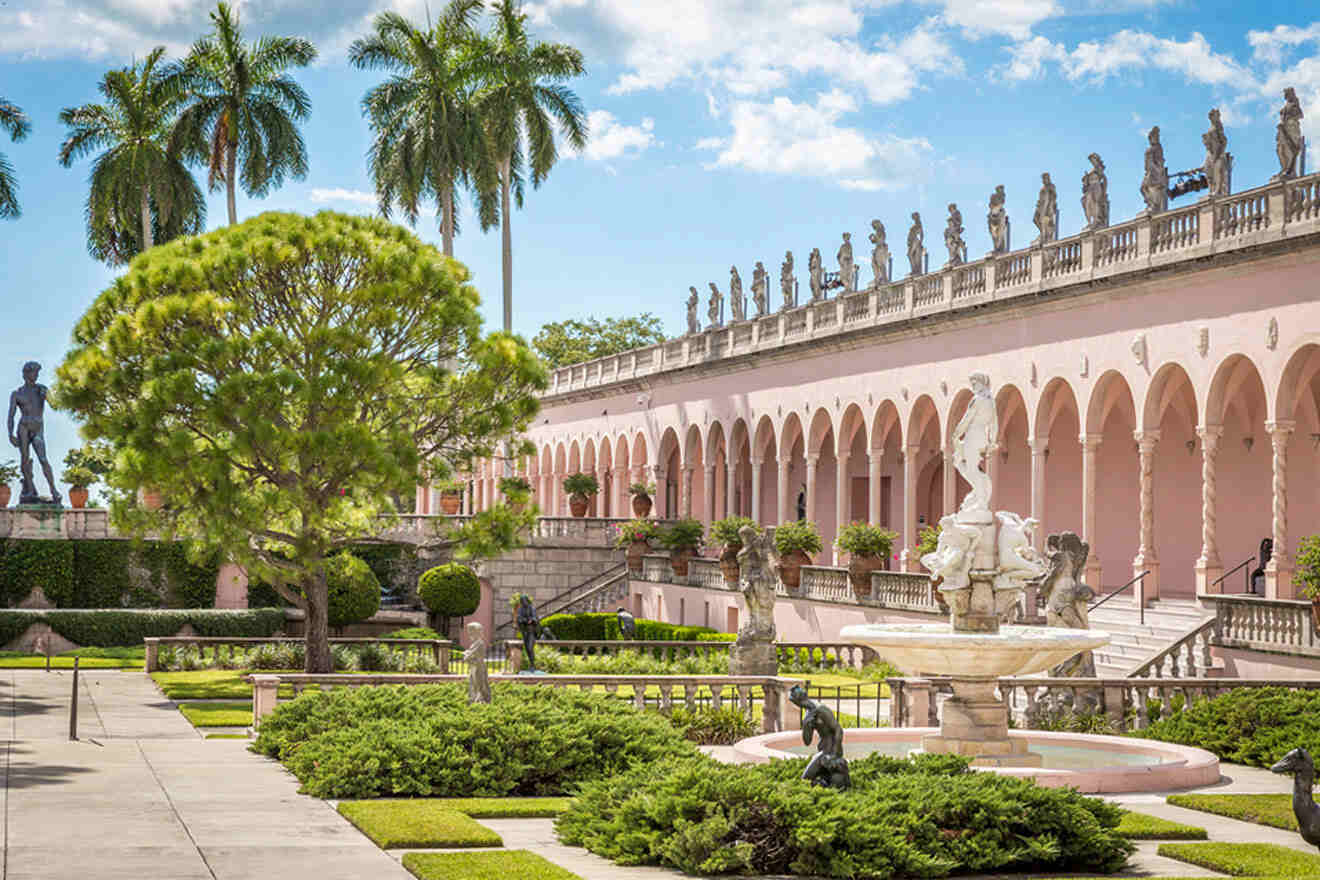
[0,98,32,142]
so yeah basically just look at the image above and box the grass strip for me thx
[1116,810,1208,840]
[0,647,144,669]
[402,850,580,880]
[1157,842,1320,877]
[178,701,254,727]
[1168,794,1299,832]
[338,800,502,849]
[429,797,573,818]
[204,733,250,739]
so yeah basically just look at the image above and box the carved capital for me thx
[1079,433,1103,452]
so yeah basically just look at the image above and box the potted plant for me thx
[629,482,656,518]
[63,464,98,509]
[437,480,464,515]
[711,516,759,586]
[836,523,898,597]
[659,518,705,577]
[615,519,658,575]
[773,521,823,592]
[1295,535,1320,628]
[562,472,599,518]
[0,459,17,508]
[499,476,532,512]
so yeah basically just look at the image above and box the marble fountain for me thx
[735,373,1219,794]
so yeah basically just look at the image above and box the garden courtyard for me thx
[0,663,1314,880]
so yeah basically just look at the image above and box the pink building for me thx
[431,168,1320,606]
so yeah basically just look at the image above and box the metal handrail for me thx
[1088,570,1150,624]
[1211,555,1255,594]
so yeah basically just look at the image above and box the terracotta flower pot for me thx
[141,487,164,511]
[848,554,885,597]
[670,547,695,577]
[569,493,589,518]
[69,486,89,509]
[439,491,461,515]
[0,485,10,508]
[626,538,650,575]
[631,494,653,518]
[719,544,742,586]
[777,549,812,591]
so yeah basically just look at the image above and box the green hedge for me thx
[0,539,221,609]
[1138,686,1320,767]
[246,542,418,609]
[540,611,723,642]
[0,608,286,648]
[0,540,74,607]
[557,753,1134,878]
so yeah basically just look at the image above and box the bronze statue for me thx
[515,594,541,671]
[1271,748,1320,851]
[8,362,60,506]
[789,685,850,789]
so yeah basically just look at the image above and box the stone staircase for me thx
[1087,597,1216,677]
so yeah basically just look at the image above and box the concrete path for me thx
[0,669,412,880]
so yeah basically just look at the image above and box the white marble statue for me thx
[951,372,995,515]
[869,220,889,286]
[994,511,1046,615]
[1081,153,1109,230]
[987,185,1009,254]
[1204,108,1231,197]
[837,233,855,293]
[921,513,982,594]
[808,248,824,302]
[1032,173,1058,245]
[906,212,924,276]
[729,266,745,322]
[944,203,966,266]
[1277,87,1305,179]
[751,262,768,317]
[780,251,795,310]
[707,282,723,328]
[1141,126,1169,215]
[686,286,700,335]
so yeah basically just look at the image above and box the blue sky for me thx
[1,0,1318,482]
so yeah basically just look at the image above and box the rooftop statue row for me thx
[683,91,1306,335]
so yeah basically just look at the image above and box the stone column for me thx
[805,454,819,526]
[1079,434,1103,589]
[868,450,883,525]
[750,457,763,525]
[616,466,629,518]
[652,464,665,518]
[1194,426,1224,594]
[725,457,738,519]
[1029,437,1046,552]
[703,463,716,525]
[941,444,955,518]
[899,445,920,572]
[1132,430,1161,605]
[776,458,791,524]
[1266,420,1296,598]
[835,452,850,564]
[681,466,695,518]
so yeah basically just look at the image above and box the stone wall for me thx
[481,544,622,633]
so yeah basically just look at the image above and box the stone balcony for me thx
[545,172,1320,400]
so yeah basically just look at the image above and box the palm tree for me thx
[473,0,587,331]
[0,98,31,219]
[58,48,207,265]
[172,1,316,225]
[350,1,487,257]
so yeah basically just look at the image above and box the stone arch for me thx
[683,423,706,519]
[657,426,681,518]
[807,408,838,546]
[1087,370,1139,590]
[753,414,779,524]
[706,421,728,521]
[728,417,753,519]
[906,395,941,534]
[1275,344,1320,586]
[553,441,568,516]
[597,437,614,518]
[994,383,1031,519]
[567,440,582,476]
[1205,354,1271,587]
[1035,377,1083,551]
[1140,363,1200,595]
[869,400,903,530]
[780,413,807,524]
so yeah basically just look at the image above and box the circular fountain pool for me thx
[732,728,1220,793]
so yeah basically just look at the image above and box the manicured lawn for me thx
[1167,793,1299,832]
[338,800,503,849]
[430,797,573,818]
[402,850,580,880]
[0,647,144,669]
[178,701,253,727]
[153,670,254,699]
[1157,842,1320,877]
[204,733,250,739]
[1115,810,1207,840]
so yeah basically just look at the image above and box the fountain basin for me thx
[839,623,1111,677]
[732,728,1220,794]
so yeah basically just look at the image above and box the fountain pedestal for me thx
[921,677,1042,768]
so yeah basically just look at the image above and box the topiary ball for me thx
[418,563,482,619]
[325,552,381,629]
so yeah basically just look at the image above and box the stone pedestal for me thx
[730,636,777,676]
[920,676,1042,768]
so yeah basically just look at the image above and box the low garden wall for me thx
[503,638,877,674]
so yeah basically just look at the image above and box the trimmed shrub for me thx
[0,540,74,607]
[418,563,481,637]
[540,611,613,640]
[557,753,1133,878]
[669,705,756,744]
[324,553,381,630]
[251,683,698,799]
[0,608,285,647]
[1137,686,1320,767]
[538,611,724,645]
[384,626,442,640]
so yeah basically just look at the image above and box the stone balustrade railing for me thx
[641,553,672,582]
[249,672,805,733]
[686,557,726,589]
[1207,593,1320,657]
[888,675,1320,734]
[546,172,1320,398]
[1126,618,1219,679]
[143,635,452,673]
[871,571,942,612]
[503,638,878,673]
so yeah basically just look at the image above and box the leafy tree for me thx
[472,0,587,331]
[171,2,316,226]
[55,211,546,671]
[533,313,666,367]
[0,97,31,219]
[350,2,488,258]
[417,562,480,637]
[58,47,207,266]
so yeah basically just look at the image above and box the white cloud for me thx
[309,188,378,207]
[936,0,1060,41]
[705,89,934,191]
[1000,34,1067,80]
[1248,23,1320,66]
[1003,29,1255,89]
[568,111,656,161]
